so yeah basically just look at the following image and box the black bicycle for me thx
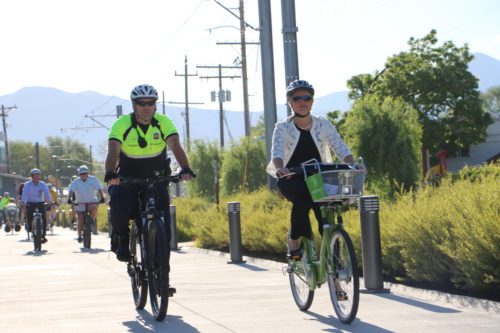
[79,203,97,249]
[121,172,185,322]
[32,207,44,251]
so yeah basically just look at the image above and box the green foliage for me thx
[481,85,500,116]
[175,164,499,297]
[220,137,267,195]
[10,138,100,187]
[186,139,221,202]
[341,96,422,198]
[347,30,492,155]
[379,163,500,293]
[250,113,265,138]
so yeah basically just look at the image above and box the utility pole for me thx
[258,0,278,190]
[281,0,300,116]
[171,55,202,152]
[215,0,259,137]
[198,64,241,147]
[1,104,18,173]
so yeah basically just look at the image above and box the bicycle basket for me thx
[303,162,365,202]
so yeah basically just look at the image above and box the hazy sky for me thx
[1,0,499,114]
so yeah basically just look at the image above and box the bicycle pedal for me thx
[168,287,176,297]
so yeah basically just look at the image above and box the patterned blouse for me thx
[266,114,352,175]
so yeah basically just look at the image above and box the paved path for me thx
[0,226,499,333]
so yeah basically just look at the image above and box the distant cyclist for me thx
[104,84,194,262]
[46,184,59,228]
[0,192,11,223]
[20,169,51,243]
[68,165,105,243]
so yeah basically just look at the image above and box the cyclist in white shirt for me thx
[68,165,105,243]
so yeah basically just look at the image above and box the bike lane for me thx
[0,227,499,333]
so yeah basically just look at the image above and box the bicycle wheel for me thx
[326,229,360,324]
[129,222,148,309]
[288,237,314,311]
[33,218,42,251]
[83,215,92,248]
[147,219,170,321]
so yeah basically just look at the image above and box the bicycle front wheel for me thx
[83,215,92,248]
[288,238,314,311]
[130,222,148,309]
[327,229,360,324]
[33,218,42,251]
[147,218,170,321]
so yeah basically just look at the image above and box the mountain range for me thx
[0,52,499,160]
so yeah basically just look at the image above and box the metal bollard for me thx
[359,196,390,293]
[227,202,245,264]
[169,205,178,250]
[55,209,60,226]
[61,210,67,228]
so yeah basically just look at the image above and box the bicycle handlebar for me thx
[278,162,362,179]
[119,173,185,186]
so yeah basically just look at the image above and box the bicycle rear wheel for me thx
[83,215,92,248]
[147,218,170,321]
[288,237,314,311]
[327,229,359,324]
[130,222,148,309]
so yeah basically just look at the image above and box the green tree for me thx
[187,139,221,202]
[250,114,265,138]
[481,85,500,116]
[342,96,422,198]
[220,137,267,195]
[347,30,492,156]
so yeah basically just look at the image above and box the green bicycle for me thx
[284,160,364,324]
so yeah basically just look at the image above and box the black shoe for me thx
[116,235,131,262]
[116,247,131,262]
[77,236,83,243]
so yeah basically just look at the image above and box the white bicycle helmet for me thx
[30,168,41,175]
[78,165,89,174]
[130,84,158,100]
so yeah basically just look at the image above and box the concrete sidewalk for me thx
[0,226,499,332]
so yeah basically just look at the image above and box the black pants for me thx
[26,202,47,236]
[108,183,171,241]
[277,176,322,240]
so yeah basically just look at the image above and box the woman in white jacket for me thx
[268,80,363,260]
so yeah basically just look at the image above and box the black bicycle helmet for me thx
[286,80,314,97]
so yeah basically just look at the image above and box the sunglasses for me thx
[292,95,313,102]
[134,100,156,106]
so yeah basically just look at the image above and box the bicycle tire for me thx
[288,237,314,311]
[83,215,92,248]
[130,222,148,309]
[147,218,170,321]
[33,217,42,251]
[327,229,360,324]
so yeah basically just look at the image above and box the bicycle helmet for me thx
[30,168,41,175]
[78,165,89,174]
[130,84,158,100]
[286,79,314,97]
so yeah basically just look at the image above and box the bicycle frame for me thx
[295,203,344,289]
